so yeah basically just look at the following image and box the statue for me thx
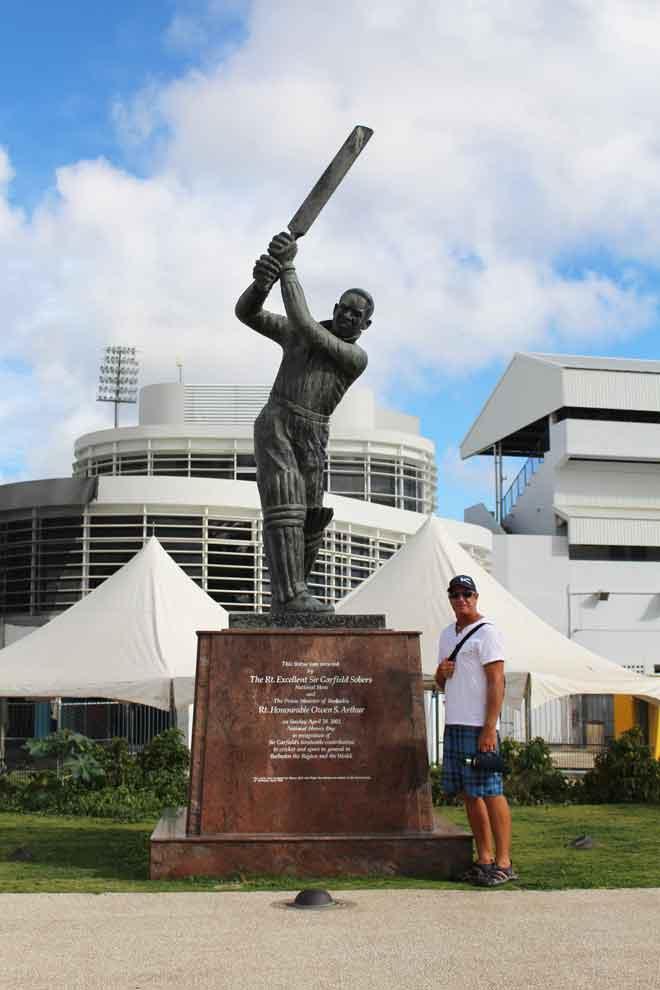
[234,126,374,616]
[235,232,373,613]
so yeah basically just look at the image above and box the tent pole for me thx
[0,698,7,771]
[434,690,440,765]
[524,675,532,742]
[169,681,178,731]
[493,444,500,523]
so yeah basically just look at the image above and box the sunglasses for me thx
[448,591,475,600]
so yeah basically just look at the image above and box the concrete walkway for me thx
[1,889,659,990]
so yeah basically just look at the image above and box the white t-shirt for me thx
[437,617,505,727]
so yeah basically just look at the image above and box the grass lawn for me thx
[442,803,660,890]
[0,805,658,893]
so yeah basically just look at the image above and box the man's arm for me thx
[234,254,289,345]
[434,657,455,692]
[478,660,505,752]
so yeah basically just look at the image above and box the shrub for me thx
[2,728,191,820]
[581,727,660,804]
[5,771,66,812]
[501,737,571,805]
[429,767,462,806]
[97,737,141,789]
[429,763,443,805]
[56,784,168,821]
[138,728,190,807]
[24,730,106,787]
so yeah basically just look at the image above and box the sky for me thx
[2,0,660,520]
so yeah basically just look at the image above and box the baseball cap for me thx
[447,574,478,594]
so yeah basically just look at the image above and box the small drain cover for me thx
[290,888,336,909]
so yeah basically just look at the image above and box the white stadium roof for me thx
[461,352,660,459]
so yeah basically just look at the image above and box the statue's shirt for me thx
[235,268,368,419]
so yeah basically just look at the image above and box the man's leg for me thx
[484,794,512,868]
[463,795,494,865]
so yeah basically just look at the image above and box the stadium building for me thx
[0,382,491,751]
[463,352,660,748]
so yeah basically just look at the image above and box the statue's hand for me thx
[268,230,298,265]
[253,254,282,292]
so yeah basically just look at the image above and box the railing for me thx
[502,455,544,519]
[1,699,175,769]
[548,744,606,772]
[427,693,612,768]
[59,699,174,748]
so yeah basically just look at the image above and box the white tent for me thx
[337,516,660,710]
[0,538,227,710]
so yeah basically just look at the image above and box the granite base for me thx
[150,808,473,880]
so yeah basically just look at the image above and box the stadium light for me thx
[97,345,139,427]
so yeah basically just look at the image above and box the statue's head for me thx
[332,288,374,342]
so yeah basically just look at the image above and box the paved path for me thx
[1,889,659,990]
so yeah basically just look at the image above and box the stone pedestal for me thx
[150,626,472,880]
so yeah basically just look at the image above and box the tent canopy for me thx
[0,538,227,710]
[337,517,660,710]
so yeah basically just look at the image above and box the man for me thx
[435,574,517,886]
[235,230,373,613]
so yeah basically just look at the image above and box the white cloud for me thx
[164,13,210,55]
[439,445,494,500]
[2,1,660,482]
[0,147,14,187]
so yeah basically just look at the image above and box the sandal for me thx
[461,861,494,884]
[478,864,519,887]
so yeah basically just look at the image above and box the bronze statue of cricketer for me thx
[235,231,373,614]
[234,126,374,616]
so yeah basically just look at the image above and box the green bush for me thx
[429,763,442,804]
[4,771,66,812]
[581,727,660,804]
[428,763,460,806]
[501,737,572,805]
[56,785,168,821]
[24,730,106,786]
[97,737,141,790]
[1,728,190,821]
[138,728,190,806]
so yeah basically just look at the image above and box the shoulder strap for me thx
[448,622,487,662]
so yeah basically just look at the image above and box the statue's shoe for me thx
[272,591,334,614]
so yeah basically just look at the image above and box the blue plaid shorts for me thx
[442,724,504,798]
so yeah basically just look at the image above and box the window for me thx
[117,456,148,475]
[190,455,234,479]
[569,545,660,561]
[236,454,256,480]
[152,455,190,476]
[556,406,660,425]
[145,515,203,539]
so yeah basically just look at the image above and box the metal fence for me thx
[426,691,610,771]
[1,698,174,769]
[502,456,544,520]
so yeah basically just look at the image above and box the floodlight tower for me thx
[97,346,139,427]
